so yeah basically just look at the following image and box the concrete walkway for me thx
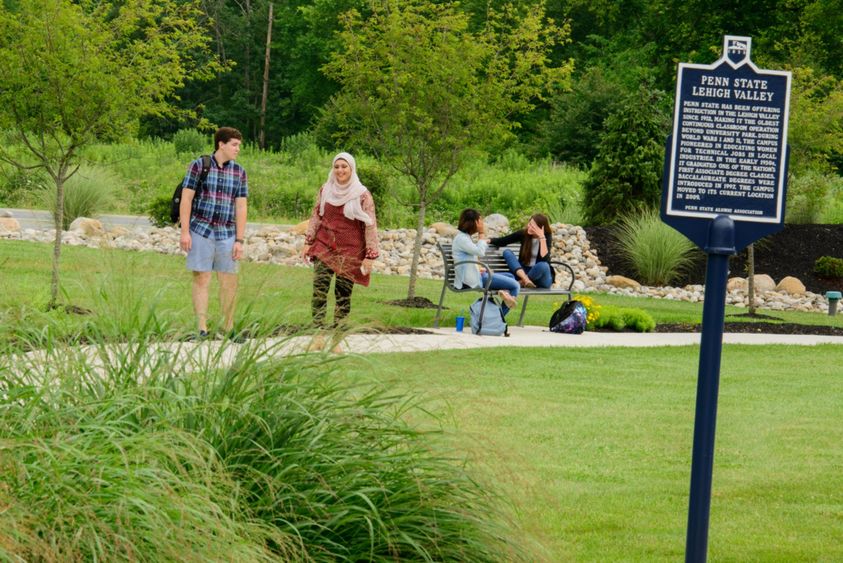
[333,325,843,353]
[240,326,843,356]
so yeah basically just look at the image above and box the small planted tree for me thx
[321,0,571,300]
[581,85,670,225]
[0,0,219,308]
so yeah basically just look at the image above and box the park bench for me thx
[434,242,576,328]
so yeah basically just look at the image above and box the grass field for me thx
[2,240,842,345]
[2,240,843,560]
[352,346,843,561]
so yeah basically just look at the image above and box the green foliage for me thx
[786,169,836,224]
[0,166,48,206]
[614,208,698,286]
[540,44,661,167]
[0,326,524,561]
[786,68,843,176]
[433,157,582,225]
[43,166,116,230]
[581,85,670,225]
[172,128,208,155]
[814,256,843,278]
[589,303,656,332]
[322,0,572,298]
[147,194,175,228]
[0,0,219,305]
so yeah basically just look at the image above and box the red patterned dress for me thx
[304,187,379,286]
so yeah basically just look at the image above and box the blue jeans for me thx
[502,249,553,288]
[480,271,520,316]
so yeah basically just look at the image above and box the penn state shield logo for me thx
[724,36,751,66]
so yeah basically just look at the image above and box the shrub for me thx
[172,128,208,155]
[147,194,174,227]
[0,166,48,206]
[814,256,843,278]
[590,304,656,332]
[0,329,524,561]
[540,66,627,167]
[786,169,834,224]
[614,208,698,286]
[42,165,116,230]
[581,85,670,225]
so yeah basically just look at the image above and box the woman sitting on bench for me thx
[452,209,520,316]
[490,213,554,289]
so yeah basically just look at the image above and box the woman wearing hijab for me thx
[490,213,555,289]
[302,153,379,346]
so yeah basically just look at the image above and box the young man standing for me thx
[179,127,248,340]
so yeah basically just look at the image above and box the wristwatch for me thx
[235,238,244,243]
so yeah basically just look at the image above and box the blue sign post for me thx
[660,36,791,563]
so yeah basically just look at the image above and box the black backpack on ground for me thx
[170,155,212,224]
[549,300,587,334]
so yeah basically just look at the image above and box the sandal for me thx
[498,290,517,309]
[520,278,536,288]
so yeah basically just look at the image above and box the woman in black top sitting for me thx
[490,213,554,288]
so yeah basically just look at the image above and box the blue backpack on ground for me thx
[469,296,508,336]
[549,300,587,334]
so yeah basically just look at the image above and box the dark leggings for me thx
[312,259,354,328]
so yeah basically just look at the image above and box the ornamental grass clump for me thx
[0,324,524,561]
[614,208,698,286]
[43,165,117,230]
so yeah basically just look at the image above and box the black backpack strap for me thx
[198,155,212,191]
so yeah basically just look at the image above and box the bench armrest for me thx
[452,259,496,291]
[550,261,576,292]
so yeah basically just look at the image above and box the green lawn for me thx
[352,346,843,561]
[2,240,842,343]
[2,240,843,560]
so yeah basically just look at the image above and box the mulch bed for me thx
[585,224,843,336]
[585,224,843,294]
[655,322,843,336]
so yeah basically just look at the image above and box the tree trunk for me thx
[49,176,64,309]
[406,197,427,300]
[747,243,756,315]
[259,3,273,149]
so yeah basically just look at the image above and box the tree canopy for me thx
[320,0,571,298]
[0,0,218,305]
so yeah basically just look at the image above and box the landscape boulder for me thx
[483,213,509,234]
[68,217,105,236]
[606,275,640,289]
[0,217,21,233]
[751,274,776,292]
[776,276,806,295]
[429,222,457,236]
[727,277,747,291]
[288,220,310,235]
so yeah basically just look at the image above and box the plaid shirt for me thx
[182,155,248,240]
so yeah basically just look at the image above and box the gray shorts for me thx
[186,232,238,273]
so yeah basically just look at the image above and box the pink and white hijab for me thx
[319,152,373,225]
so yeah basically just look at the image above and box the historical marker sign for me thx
[665,36,791,225]
[659,37,793,563]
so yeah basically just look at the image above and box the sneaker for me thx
[227,330,246,344]
[185,329,210,342]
